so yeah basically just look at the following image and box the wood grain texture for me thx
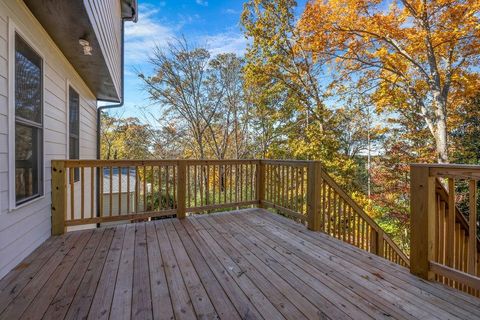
[0,209,478,320]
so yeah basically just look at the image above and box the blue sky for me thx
[115,0,309,118]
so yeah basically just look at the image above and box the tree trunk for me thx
[435,118,448,163]
[434,92,448,164]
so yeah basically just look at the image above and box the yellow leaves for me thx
[299,0,480,121]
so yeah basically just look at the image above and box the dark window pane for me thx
[69,136,79,181]
[15,35,42,123]
[69,137,79,159]
[15,123,42,203]
[69,87,79,136]
[69,87,80,182]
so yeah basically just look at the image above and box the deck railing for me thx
[51,159,409,267]
[410,164,480,297]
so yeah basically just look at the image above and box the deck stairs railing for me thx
[410,164,480,297]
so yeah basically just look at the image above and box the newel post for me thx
[177,160,187,219]
[256,160,265,208]
[370,228,384,257]
[410,165,436,280]
[307,161,322,231]
[51,160,67,235]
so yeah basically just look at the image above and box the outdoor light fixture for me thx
[79,38,92,56]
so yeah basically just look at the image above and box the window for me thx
[69,86,80,181]
[15,34,43,205]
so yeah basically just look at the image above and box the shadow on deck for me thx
[0,209,479,320]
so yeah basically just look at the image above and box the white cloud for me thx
[201,32,248,56]
[124,4,247,64]
[224,8,239,15]
[124,5,175,63]
[196,0,208,6]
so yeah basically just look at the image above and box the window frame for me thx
[8,22,46,211]
[68,85,80,182]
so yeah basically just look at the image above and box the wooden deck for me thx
[0,209,479,320]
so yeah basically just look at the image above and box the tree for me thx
[139,39,252,160]
[204,54,251,159]
[100,113,153,160]
[139,39,217,159]
[451,95,480,164]
[241,0,362,189]
[242,0,328,128]
[299,0,480,163]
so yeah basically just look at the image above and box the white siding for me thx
[84,0,122,100]
[0,0,98,279]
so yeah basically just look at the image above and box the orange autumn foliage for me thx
[299,0,480,163]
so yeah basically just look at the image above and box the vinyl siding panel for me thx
[0,93,6,115]
[0,114,6,134]
[0,0,98,279]
[0,75,7,96]
[0,15,6,38]
[0,56,6,78]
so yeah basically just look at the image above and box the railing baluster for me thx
[135,165,139,213]
[166,165,170,209]
[90,166,94,218]
[159,165,163,210]
[109,166,113,217]
[187,165,191,208]
[212,165,216,205]
[173,166,177,209]
[100,166,104,217]
[193,165,197,208]
[127,166,130,213]
[143,166,147,212]
[446,178,455,270]
[224,165,227,204]
[81,167,84,220]
[118,167,122,215]
[150,166,154,212]
[70,167,75,221]
[468,179,477,276]
[229,164,233,204]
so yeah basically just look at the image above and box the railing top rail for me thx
[54,159,181,168]
[260,159,314,166]
[53,159,321,168]
[54,159,262,168]
[411,163,480,168]
[411,163,480,179]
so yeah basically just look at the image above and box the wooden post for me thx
[176,160,187,219]
[410,165,437,280]
[256,160,265,208]
[468,179,477,276]
[307,161,322,231]
[51,160,67,235]
[370,228,384,257]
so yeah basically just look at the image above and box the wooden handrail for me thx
[410,164,479,297]
[51,159,409,267]
[260,160,409,267]
[320,167,409,267]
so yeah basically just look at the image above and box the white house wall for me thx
[0,0,98,279]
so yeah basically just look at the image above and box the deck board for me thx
[0,208,479,320]
[257,210,480,313]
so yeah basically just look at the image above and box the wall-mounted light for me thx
[79,39,92,56]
